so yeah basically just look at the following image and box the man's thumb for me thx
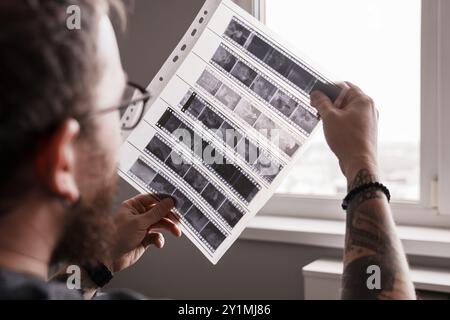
[310,90,335,119]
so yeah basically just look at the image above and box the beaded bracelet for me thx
[342,182,391,211]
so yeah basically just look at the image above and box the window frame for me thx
[436,0,450,216]
[253,0,450,227]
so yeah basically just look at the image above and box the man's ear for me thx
[35,119,81,203]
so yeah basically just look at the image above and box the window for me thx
[252,0,450,225]
[265,0,420,201]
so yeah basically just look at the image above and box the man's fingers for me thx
[310,90,336,119]
[123,193,158,213]
[342,81,375,109]
[343,81,366,104]
[137,197,175,228]
[133,193,159,209]
[334,82,350,109]
[149,217,182,237]
[168,210,182,224]
[345,81,364,93]
[141,232,164,249]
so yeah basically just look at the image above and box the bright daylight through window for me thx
[266,0,421,201]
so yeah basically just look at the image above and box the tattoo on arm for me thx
[341,169,413,300]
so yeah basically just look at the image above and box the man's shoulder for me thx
[0,267,145,300]
[0,267,82,300]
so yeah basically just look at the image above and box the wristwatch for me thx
[84,262,113,287]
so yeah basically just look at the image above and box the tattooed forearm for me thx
[347,168,378,192]
[341,169,415,300]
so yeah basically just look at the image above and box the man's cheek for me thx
[101,115,122,162]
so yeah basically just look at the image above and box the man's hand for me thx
[311,83,415,299]
[106,194,181,273]
[310,82,379,183]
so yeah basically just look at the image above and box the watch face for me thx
[86,263,113,287]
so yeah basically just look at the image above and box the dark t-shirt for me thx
[0,267,144,300]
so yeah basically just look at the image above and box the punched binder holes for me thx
[191,29,197,36]
[159,77,164,81]
[199,17,204,24]
[204,10,208,15]
[173,55,179,62]
[181,44,187,51]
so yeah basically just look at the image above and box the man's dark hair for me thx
[0,0,123,212]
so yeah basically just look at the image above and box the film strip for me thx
[193,68,286,161]
[222,16,341,102]
[127,155,228,253]
[179,89,283,185]
[142,138,232,229]
[194,67,305,159]
[155,107,262,205]
[127,154,201,219]
[210,43,321,140]
[211,42,318,116]
[142,132,247,230]
[156,108,262,204]
[193,67,300,164]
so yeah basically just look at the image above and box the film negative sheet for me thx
[119,0,341,264]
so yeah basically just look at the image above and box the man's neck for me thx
[0,198,65,279]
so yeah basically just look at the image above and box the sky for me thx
[265,0,421,144]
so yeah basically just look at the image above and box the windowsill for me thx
[303,259,450,295]
[240,215,450,259]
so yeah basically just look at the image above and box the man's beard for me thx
[50,149,119,268]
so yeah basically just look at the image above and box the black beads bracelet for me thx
[342,182,391,211]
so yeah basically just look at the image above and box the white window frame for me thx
[251,0,450,228]
[437,0,450,217]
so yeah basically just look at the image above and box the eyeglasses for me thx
[76,81,150,131]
